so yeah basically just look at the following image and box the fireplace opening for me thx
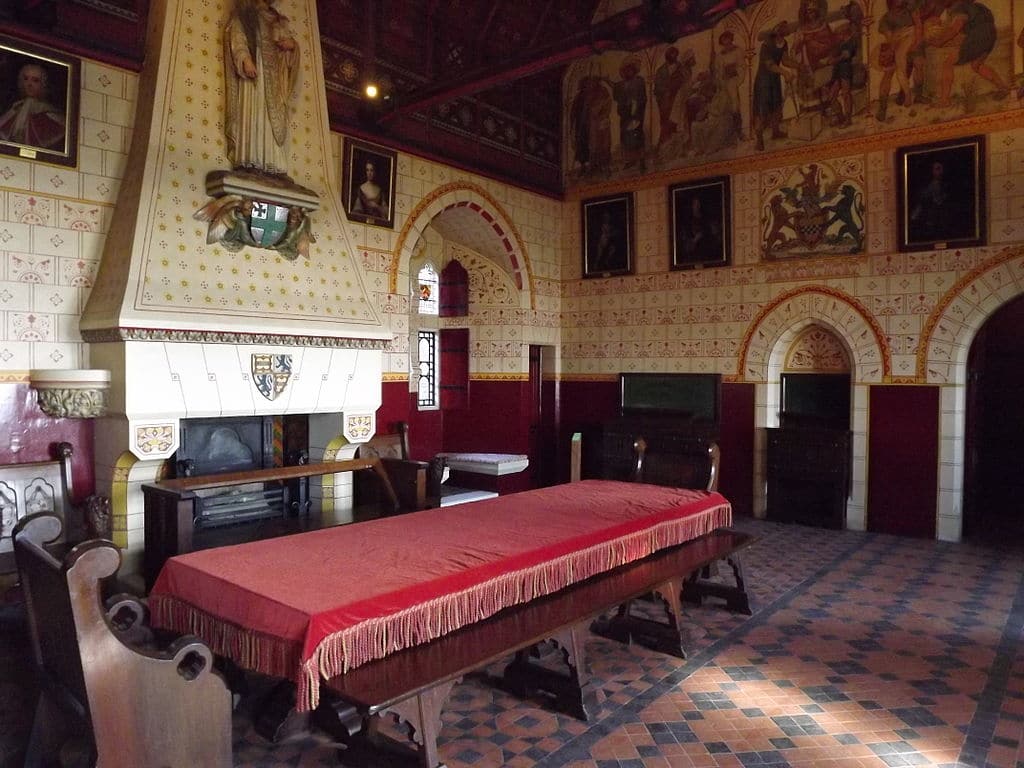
[176,416,309,529]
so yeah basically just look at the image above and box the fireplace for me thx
[176,416,310,530]
[75,0,391,575]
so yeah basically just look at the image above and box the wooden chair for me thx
[355,422,446,514]
[14,513,233,768]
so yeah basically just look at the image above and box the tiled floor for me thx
[230,518,1024,768]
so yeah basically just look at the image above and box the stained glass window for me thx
[417,330,437,407]
[417,263,439,315]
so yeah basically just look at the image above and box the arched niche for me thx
[739,286,886,531]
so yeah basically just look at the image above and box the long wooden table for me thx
[150,481,732,710]
[320,528,753,768]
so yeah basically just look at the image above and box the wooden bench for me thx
[13,512,233,767]
[320,527,753,768]
[0,442,97,575]
[355,423,447,514]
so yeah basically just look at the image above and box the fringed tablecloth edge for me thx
[298,501,731,711]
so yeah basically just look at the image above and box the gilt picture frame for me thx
[342,137,397,229]
[669,175,731,269]
[582,192,634,278]
[897,135,985,253]
[0,35,79,168]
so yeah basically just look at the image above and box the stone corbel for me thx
[29,369,112,419]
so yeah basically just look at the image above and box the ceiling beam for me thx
[377,4,671,125]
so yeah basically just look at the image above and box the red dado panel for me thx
[720,382,755,519]
[557,379,620,482]
[443,379,532,455]
[868,385,939,538]
[0,382,95,498]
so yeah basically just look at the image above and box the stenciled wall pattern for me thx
[0,59,130,371]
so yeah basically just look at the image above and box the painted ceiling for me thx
[0,0,751,195]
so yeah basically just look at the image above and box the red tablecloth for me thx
[150,480,730,709]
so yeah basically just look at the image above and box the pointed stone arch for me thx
[915,245,1024,541]
[738,286,889,384]
[389,182,536,310]
[917,245,1024,384]
[738,286,887,532]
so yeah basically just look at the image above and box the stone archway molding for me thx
[738,285,890,383]
[917,245,1024,384]
[390,182,536,310]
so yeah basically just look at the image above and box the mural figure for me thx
[610,58,647,169]
[819,19,860,126]
[713,30,744,139]
[921,0,1007,109]
[876,0,924,121]
[569,75,612,175]
[690,70,741,155]
[0,63,65,150]
[224,0,300,177]
[753,21,798,151]
[792,0,837,72]
[653,46,696,148]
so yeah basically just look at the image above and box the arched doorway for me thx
[963,294,1024,542]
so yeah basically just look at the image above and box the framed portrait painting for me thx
[342,137,397,229]
[669,175,730,269]
[582,192,634,278]
[0,35,79,168]
[897,135,985,252]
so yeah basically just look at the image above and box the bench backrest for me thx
[0,442,75,573]
[14,513,233,767]
[355,422,446,512]
[632,437,720,492]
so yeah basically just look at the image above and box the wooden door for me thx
[964,296,1024,541]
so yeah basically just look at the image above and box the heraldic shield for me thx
[249,201,289,247]
[251,354,292,401]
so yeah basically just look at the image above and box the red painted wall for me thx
[443,380,532,454]
[0,383,95,498]
[867,385,939,538]
[720,383,755,518]
[557,380,620,482]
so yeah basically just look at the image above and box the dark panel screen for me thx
[620,373,721,422]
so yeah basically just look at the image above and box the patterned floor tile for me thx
[221,518,1024,768]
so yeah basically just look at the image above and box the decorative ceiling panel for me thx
[1,0,758,194]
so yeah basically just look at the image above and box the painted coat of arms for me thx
[251,354,292,401]
[761,160,865,259]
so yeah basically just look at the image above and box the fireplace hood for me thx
[79,0,391,465]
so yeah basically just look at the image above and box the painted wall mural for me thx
[564,0,1020,189]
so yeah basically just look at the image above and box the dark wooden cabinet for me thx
[766,427,850,529]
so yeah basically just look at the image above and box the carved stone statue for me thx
[224,0,299,177]
[83,494,112,540]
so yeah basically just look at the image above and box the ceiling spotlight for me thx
[365,84,379,99]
